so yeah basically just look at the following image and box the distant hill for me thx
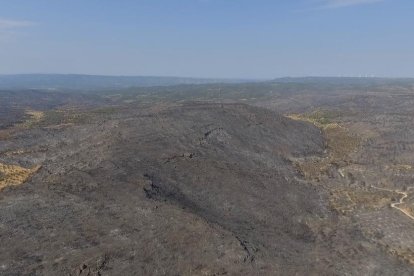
[1,74,413,92]
[273,76,414,86]
[0,74,249,90]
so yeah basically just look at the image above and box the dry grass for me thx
[328,188,392,214]
[21,110,45,128]
[386,164,414,172]
[26,110,44,121]
[286,111,394,216]
[287,110,360,181]
[389,248,414,265]
[399,202,414,219]
[0,162,41,191]
[401,206,414,218]
[287,112,338,130]
[0,110,45,141]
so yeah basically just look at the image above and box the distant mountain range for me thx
[0,74,413,91]
[0,74,250,90]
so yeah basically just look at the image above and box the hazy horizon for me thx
[1,0,413,78]
[1,73,413,80]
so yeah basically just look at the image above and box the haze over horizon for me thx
[1,0,413,78]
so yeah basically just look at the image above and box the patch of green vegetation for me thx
[307,109,340,125]
[288,109,347,130]
[90,107,119,115]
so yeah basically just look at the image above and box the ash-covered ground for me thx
[1,78,414,275]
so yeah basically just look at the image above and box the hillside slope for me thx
[0,103,411,275]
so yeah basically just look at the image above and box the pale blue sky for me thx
[0,0,412,78]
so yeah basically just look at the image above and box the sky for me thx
[0,0,413,78]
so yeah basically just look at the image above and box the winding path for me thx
[371,185,414,221]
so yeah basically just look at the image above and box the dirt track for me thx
[371,185,414,221]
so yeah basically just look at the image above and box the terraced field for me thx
[0,162,41,191]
